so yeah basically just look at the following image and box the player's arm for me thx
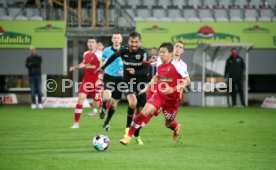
[101,52,120,70]
[69,62,86,72]
[138,76,158,95]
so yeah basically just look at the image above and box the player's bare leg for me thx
[88,100,101,117]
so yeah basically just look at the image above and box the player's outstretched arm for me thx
[138,76,158,95]
[94,52,120,73]
[69,62,86,72]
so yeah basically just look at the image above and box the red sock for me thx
[74,104,83,123]
[106,101,110,110]
[143,114,154,126]
[168,120,178,131]
[128,112,147,137]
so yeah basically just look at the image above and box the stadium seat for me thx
[229,8,243,22]
[184,9,200,22]
[187,0,201,8]
[199,9,215,22]
[15,15,28,20]
[259,8,273,21]
[213,9,229,22]
[172,0,188,9]
[0,15,12,20]
[136,6,151,18]
[220,0,232,8]
[266,0,276,7]
[250,0,262,8]
[234,0,248,8]
[203,0,217,9]
[7,7,20,18]
[152,6,167,18]
[158,0,171,9]
[141,0,157,9]
[127,0,142,9]
[244,9,258,22]
[30,15,43,20]
[168,7,183,18]
[125,8,136,18]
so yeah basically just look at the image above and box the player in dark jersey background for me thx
[96,32,150,145]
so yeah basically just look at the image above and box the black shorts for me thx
[123,77,147,107]
[137,93,146,107]
[103,73,123,100]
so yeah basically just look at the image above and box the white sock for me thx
[93,108,98,113]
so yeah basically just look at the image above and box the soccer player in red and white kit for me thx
[120,42,190,145]
[141,41,189,127]
[70,37,103,129]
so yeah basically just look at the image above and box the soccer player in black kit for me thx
[96,32,150,145]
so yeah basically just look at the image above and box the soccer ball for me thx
[92,134,110,151]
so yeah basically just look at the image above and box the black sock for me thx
[126,106,135,127]
[102,101,106,110]
[104,107,115,126]
[134,127,141,137]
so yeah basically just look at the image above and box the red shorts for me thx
[79,81,103,102]
[147,92,179,121]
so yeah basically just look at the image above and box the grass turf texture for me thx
[0,105,276,170]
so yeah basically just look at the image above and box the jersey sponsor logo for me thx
[159,77,173,82]
[123,61,142,66]
[124,55,128,58]
[86,64,96,68]
[135,54,141,60]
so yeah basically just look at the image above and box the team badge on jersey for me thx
[167,67,171,72]
[135,55,141,60]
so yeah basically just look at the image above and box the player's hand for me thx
[149,56,157,63]
[126,68,135,75]
[138,87,148,95]
[69,66,75,72]
[94,67,103,74]
[160,86,174,94]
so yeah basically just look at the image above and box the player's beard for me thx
[130,46,139,52]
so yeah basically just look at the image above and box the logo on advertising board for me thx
[243,25,270,33]
[142,25,168,33]
[171,25,240,47]
[35,24,63,32]
[0,26,32,45]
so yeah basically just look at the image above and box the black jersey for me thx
[102,45,150,83]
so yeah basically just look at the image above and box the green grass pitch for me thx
[0,105,276,170]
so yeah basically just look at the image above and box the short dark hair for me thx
[159,42,173,53]
[112,32,122,35]
[231,48,236,51]
[129,32,141,40]
[88,36,97,42]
